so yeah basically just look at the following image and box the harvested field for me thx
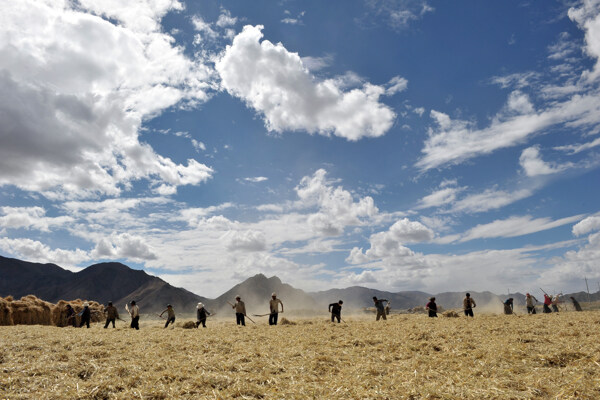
[1,312,599,399]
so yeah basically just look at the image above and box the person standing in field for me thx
[543,294,553,313]
[126,300,140,330]
[269,293,284,325]
[570,297,583,311]
[426,297,438,318]
[329,300,343,323]
[232,296,246,326]
[551,294,561,312]
[160,304,176,328]
[463,293,476,317]
[373,297,388,321]
[79,302,91,328]
[65,304,76,327]
[525,293,538,314]
[196,302,211,328]
[503,298,514,315]
[104,301,119,328]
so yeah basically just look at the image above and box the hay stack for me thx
[181,321,197,329]
[0,296,14,326]
[52,299,105,327]
[280,317,296,325]
[9,295,54,325]
[443,310,460,318]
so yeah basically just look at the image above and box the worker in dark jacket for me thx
[65,304,76,327]
[196,302,211,328]
[329,300,343,323]
[570,297,583,311]
[79,302,91,328]
[503,298,514,315]
[426,297,438,317]
[373,297,388,321]
[104,301,119,328]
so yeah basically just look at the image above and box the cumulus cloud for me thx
[295,169,378,235]
[0,237,89,268]
[572,215,600,236]
[215,25,396,141]
[224,230,267,252]
[0,207,73,232]
[519,146,570,176]
[0,0,214,198]
[346,218,432,264]
[91,233,157,261]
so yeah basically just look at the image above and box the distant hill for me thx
[212,274,317,315]
[0,256,208,313]
[2,255,597,316]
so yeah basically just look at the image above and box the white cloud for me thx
[224,230,267,252]
[451,187,533,214]
[455,215,584,242]
[415,181,464,209]
[0,207,73,232]
[244,177,268,183]
[0,237,89,268]
[519,146,570,176]
[91,232,157,261]
[572,215,600,236]
[346,218,432,264]
[215,25,396,141]
[216,9,238,28]
[301,55,333,71]
[363,0,434,31]
[417,1,600,171]
[554,136,600,154]
[385,76,408,95]
[0,0,214,198]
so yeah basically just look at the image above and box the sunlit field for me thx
[1,312,599,399]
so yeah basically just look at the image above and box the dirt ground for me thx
[1,311,599,399]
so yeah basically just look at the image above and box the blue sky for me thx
[2,0,600,298]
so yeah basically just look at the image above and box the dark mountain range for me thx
[0,255,208,312]
[1,255,596,315]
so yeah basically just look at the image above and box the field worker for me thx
[373,297,388,321]
[196,302,211,328]
[126,300,140,330]
[269,293,284,325]
[463,293,476,317]
[232,296,246,326]
[551,294,561,312]
[79,302,91,328]
[525,293,538,314]
[328,300,343,323]
[425,297,438,318]
[543,294,552,313]
[503,298,514,315]
[160,304,176,328]
[570,297,582,311]
[65,304,76,327]
[104,301,119,328]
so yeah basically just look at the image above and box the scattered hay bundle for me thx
[9,295,53,325]
[443,310,460,318]
[0,297,13,326]
[52,299,104,327]
[280,317,296,325]
[181,321,197,329]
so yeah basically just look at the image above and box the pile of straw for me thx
[443,310,460,318]
[0,296,13,326]
[0,295,104,327]
[181,321,197,329]
[51,299,104,327]
[9,295,53,325]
